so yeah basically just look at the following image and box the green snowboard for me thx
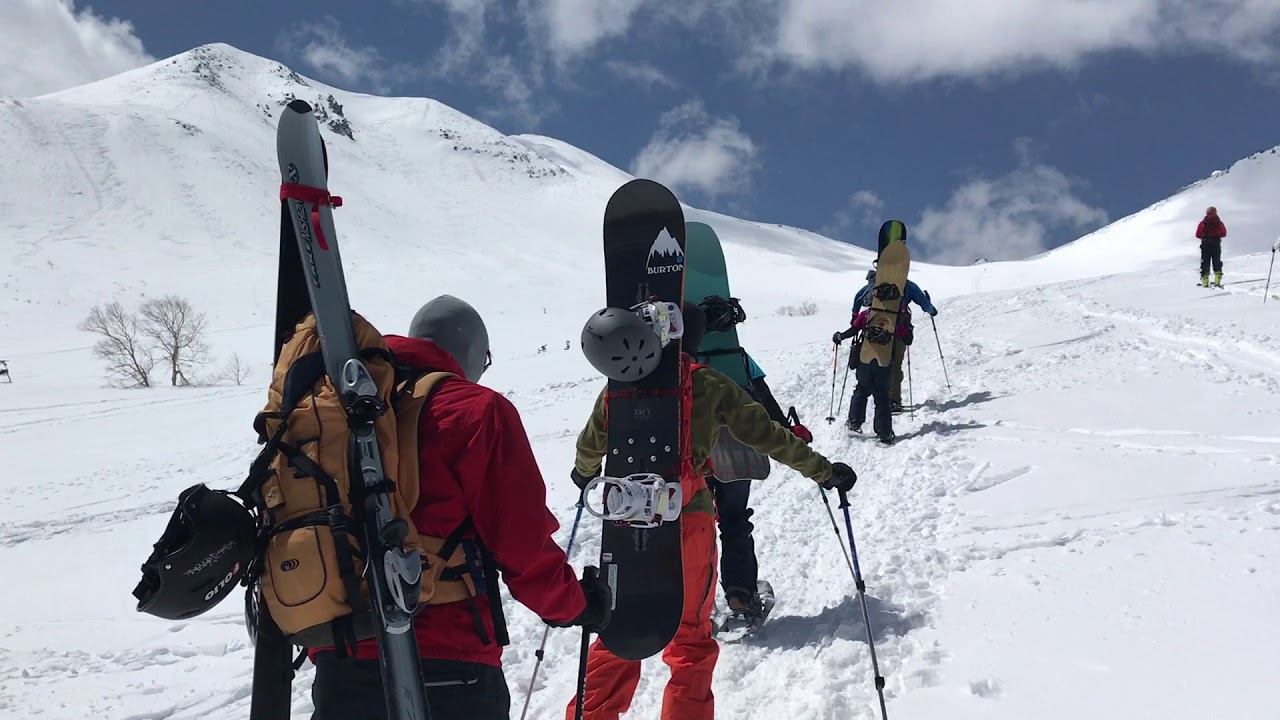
[859,220,910,369]
[685,221,770,482]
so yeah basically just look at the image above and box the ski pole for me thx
[826,343,840,423]
[837,488,889,720]
[818,486,856,580]
[906,346,914,421]
[519,499,586,720]
[836,362,851,422]
[573,592,593,720]
[929,315,951,392]
[1265,248,1275,304]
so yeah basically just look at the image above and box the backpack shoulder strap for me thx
[393,371,457,511]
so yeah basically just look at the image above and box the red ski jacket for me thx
[1196,217,1227,240]
[343,336,585,667]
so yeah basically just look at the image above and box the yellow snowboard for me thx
[859,231,910,368]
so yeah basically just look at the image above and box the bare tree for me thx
[221,353,253,386]
[139,295,210,386]
[79,302,155,388]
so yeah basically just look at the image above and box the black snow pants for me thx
[707,475,758,603]
[310,652,511,720]
[1200,239,1223,275]
[849,361,893,438]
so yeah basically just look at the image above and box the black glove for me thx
[821,462,857,493]
[570,468,594,491]
[545,566,612,633]
[832,331,843,345]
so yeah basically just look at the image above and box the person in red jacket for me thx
[309,294,612,720]
[1195,206,1227,287]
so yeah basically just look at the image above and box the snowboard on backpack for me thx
[586,179,688,661]
[685,221,770,482]
[859,220,910,369]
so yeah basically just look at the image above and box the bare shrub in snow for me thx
[775,299,819,317]
[79,302,155,388]
[221,353,253,386]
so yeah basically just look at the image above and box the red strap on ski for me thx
[280,183,343,250]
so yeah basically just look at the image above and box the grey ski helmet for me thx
[581,307,662,382]
[408,295,491,382]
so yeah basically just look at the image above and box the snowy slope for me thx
[1,43,1279,720]
[0,43,871,369]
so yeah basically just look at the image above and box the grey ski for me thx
[277,99,431,720]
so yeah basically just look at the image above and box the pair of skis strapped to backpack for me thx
[253,99,431,720]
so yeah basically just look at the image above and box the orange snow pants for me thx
[566,512,719,720]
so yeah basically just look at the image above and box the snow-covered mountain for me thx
[1,44,1278,720]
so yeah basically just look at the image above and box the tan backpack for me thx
[240,311,484,650]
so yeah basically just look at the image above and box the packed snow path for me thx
[1,256,1278,719]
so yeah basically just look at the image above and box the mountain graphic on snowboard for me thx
[646,228,685,276]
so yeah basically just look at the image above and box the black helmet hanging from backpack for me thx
[133,484,257,621]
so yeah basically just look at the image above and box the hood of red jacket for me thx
[384,335,467,377]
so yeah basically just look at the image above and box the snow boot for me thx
[1200,274,1210,287]
[845,420,862,434]
[890,400,904,414]
[877,432,895,446]
[1214,271,1224,288]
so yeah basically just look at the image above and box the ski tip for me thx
[286,98,313,114]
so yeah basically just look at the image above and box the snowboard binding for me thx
[631,298,685,347]
[582,472,683,528]
[872,283,902,302]
[864,325,894,346]
[699,295,746,333]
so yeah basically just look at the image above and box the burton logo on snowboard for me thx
[646,228,685,276]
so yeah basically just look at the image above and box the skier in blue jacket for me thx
[854,267,938,412]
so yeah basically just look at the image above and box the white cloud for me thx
[630,100,758,199]
[412,0,495,69]
[757,0,1280,83]
[0,0,152,97]
[531,0,650,62]
[604,60,677,90]
[280,17,407,93]
[401,0,1280,131]
[824,190,885,242]
[912,140,1109,265]
[476,55,547,128]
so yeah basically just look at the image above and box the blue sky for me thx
[4,0,1280,264]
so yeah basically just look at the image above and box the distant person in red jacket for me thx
[309,295,612,720]
[1195,206,1227,287]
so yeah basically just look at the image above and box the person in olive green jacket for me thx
[566,302,857,720]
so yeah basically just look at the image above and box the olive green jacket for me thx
[574,365,834,515]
